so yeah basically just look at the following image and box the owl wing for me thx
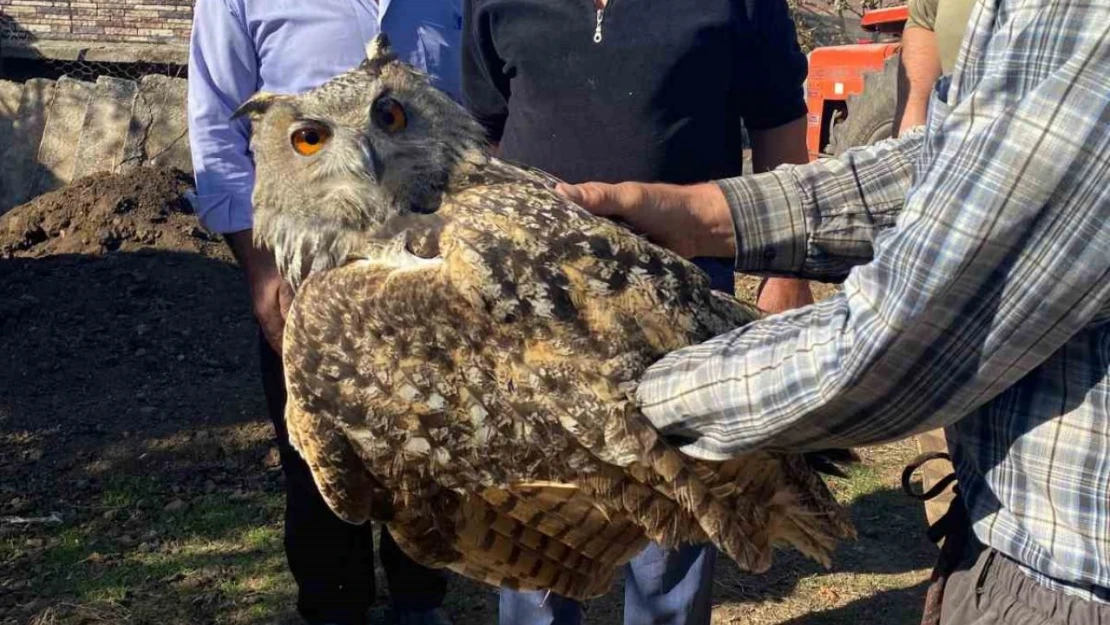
[475,156,565,191]
[282,247,657,600]
[436,183,854,569]
[284,399,389,524]
[282,181,853,598]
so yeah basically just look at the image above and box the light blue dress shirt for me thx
[187,0,462,233]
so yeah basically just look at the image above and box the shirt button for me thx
[763,248,777,262]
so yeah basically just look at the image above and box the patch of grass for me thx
[98,476,159,509]
[7,442,939,625]
[4,412,939,625]
[828,461,888,503]
[5,470,296,625]
[39,528,89,570]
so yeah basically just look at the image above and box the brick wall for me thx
[1,1,194,46]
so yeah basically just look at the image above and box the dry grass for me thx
[3,438,934,625]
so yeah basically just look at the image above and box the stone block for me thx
[0,81,23,116]
[34,76,95,194]
[0,80,23,159]
[72,76,138,180]
[0,78,56,214]
[122,74,190,173]
[0,81,24,213]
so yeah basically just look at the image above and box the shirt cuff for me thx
[718,169,808,275]
[195,190,254,234]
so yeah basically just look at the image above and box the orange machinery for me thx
[803,6,909,160]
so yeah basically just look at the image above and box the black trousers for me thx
[259,335,448,625]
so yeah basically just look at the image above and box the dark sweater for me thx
[461,0,808,186]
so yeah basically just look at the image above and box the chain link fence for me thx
[0,15,187,83]
[0,48,187,84]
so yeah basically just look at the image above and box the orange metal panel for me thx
[804,42,901,160]
[860,6,910,29]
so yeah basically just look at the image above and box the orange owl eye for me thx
[372,96,407,133]
[291,124,331,156]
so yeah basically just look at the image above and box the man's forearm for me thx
[560,130,923,277]
[225,229,292,352]
[224,230,259,267]
[894,26,942,136]
[749,116,808,174]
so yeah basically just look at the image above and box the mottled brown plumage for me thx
[239,35,854,600]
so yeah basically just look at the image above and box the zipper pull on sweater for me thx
[593,8,604,43]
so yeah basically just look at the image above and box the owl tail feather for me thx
[636,440,855,573]
[439,487,645,600]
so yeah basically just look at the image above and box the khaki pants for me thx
[941,547,1109,625]
[916,428,956,526]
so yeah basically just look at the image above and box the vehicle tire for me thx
[828,54,900,155]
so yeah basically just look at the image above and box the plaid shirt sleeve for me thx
[639,3,1110,460]
[726,128,924,281]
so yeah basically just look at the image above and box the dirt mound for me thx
[0,168,222,259]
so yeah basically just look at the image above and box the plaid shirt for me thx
[639,0,1110,600]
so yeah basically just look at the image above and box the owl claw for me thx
[617,381,639,400]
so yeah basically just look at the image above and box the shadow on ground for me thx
[703,481,934,625]
[715,484,936,594]
[0,250,261,473]
[771,581,931,625]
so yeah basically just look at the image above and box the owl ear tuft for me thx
[361,33,397,73]
[232,92,284,122]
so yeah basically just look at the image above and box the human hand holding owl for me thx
[556,181,736,260]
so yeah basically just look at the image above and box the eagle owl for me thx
[236,35,854,600]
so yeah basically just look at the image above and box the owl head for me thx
[234,34,486,285]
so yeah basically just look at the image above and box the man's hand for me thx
[556,181,736,259]
[225,230,293,354]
